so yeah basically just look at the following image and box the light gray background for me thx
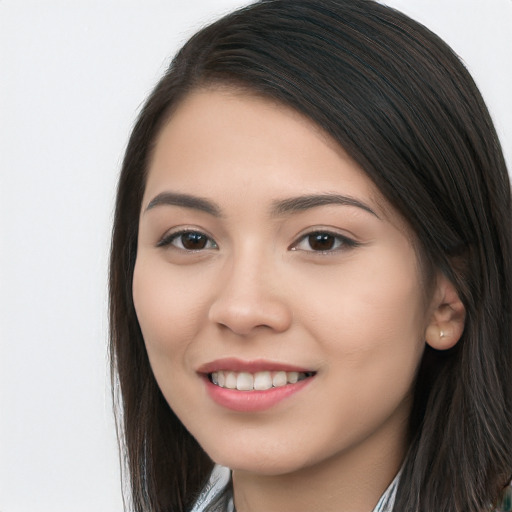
[1,1,510,511]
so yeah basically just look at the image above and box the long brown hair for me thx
[110,1,512,510]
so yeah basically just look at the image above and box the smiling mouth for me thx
[208,370,316,391]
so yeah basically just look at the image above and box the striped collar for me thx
[191,464,401,512]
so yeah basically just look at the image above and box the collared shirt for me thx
[190,464,401,512]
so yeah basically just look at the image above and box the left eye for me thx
[158,230,218,251]
[291,231,356,252]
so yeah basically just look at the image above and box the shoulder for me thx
[495,483,512,512]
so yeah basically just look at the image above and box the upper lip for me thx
[197,357,314,374]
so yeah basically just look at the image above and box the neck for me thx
[231,413,408,512]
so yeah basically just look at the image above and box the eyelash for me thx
[157,229,359,254]
[157,230,218,251]
[290,231,360,254]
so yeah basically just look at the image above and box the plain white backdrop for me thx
[0,1,510,511]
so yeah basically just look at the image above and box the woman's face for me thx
[133,88,434,476]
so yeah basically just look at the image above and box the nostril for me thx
[208,298,292,336]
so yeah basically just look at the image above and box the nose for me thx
[208,253,293,336]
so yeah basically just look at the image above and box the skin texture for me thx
[133,88,464,512]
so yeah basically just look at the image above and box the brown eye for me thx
[307,233,336,251]
[158,230,218,251]
[291,231,358,253]
[181,232,208,250]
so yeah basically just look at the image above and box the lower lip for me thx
[204,376,314,412]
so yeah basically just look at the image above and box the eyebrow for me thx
[144,191,378,218]
[270,193,379,218]
[145,192,222,217]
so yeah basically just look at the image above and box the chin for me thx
[203,439,318,476]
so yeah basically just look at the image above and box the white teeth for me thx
[210,370,312,391]
[254,371,272,390]
[272,371,287,388]
[225,371,237,389]
[287,371,299,384]
[236,372,254,391]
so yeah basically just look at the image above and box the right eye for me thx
[157,230,218,251]
[290,230,359,254]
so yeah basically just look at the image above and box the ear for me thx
[425,273,466,350]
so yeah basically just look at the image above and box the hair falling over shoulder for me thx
[109,1,512,510]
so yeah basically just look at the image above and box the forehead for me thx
[145,87,383,210]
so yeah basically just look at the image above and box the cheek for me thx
[300,254,426,448]
[298,248,427,367]
[132,256,206,358]
[132,256,212,420]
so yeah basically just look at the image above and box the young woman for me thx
[109,1,512,511]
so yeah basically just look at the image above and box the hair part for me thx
[110,1,512,510]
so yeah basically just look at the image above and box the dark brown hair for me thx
[110,1,512,510]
